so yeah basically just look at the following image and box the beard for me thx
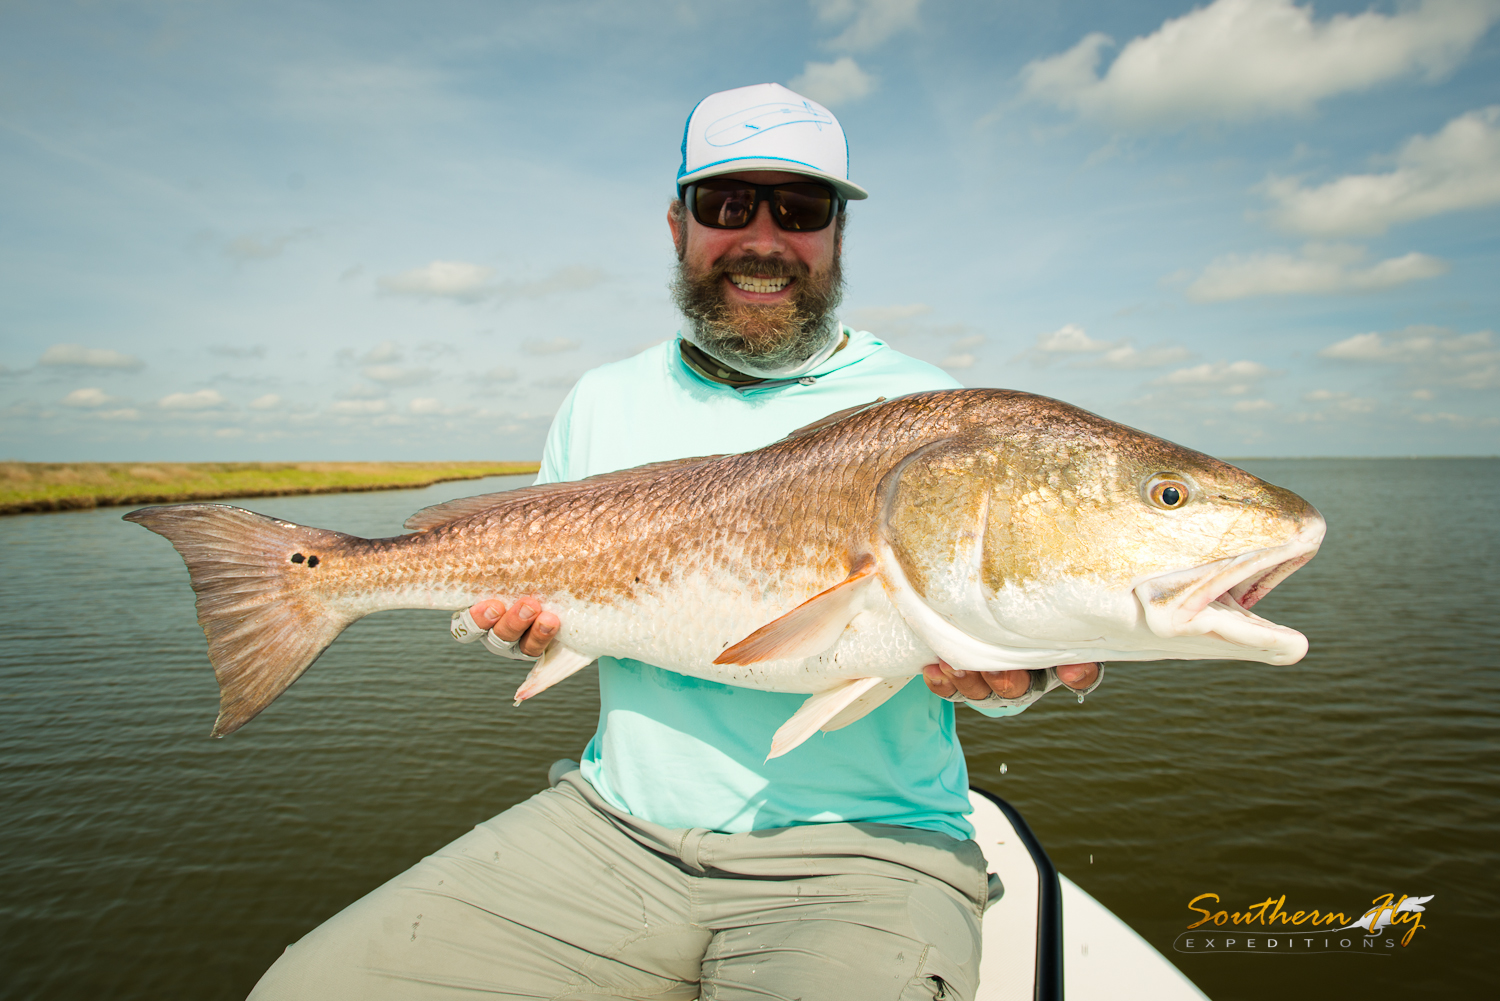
[670,251,844,375]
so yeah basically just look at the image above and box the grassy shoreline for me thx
[0,461,540,516]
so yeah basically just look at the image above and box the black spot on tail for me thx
[290,553,305,563]
[307,555,320,567]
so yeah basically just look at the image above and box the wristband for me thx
[481,630,541,662]
[450,608,486,643]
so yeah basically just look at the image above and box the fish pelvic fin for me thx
[768,678,885,760]
[123,504,358,737]
[512,644,596,705]
[819,676,912,733]
[714,556,876,666]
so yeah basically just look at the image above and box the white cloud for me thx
[812,0,923,51]
[62,387,113,408]
[1034,323,1115,354]
[1156,360,1274,386]
[1414,411,1500,426]
[362,340,402,364]
[210,344,267,359]
[1185,244,1447,301]
[249,394,282,410]
[39,344,144,371]
[1093,343,1193,369]
[223,228,313,262]
[523,336,579,355]
[377,262,604,304]
[1319,326,1498,389]
[159,389,228,410]
[503,266,605,300]
[480,365,519,382]
[952,334,985,351]
[379,260,496,302]
[329,399,390,415]
[1022,0,1498,131]
[409,397,445,415]
[339,382,388,400]
[845,303,933,337]
[940,353,976,370]
[1232,398,1276,413]
[1264,106,1500,236]
[1021,324,1192,370]
[788,57,876,107]
[361,364,434,386]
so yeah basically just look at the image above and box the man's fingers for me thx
[464,597,559,660]
[922,664,955,698]
[517,611,559,659]
[1056,662,1100,690]
[469,599,507,630]
[982,670,1032,699]
[934,662,994,700]
[491,598,541,643]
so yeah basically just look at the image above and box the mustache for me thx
[706,255,811,281]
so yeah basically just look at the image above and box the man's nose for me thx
[734,199,788,255]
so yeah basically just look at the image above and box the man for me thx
[250,83,1098,1001]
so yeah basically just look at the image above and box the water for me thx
[1,462,1496,1000]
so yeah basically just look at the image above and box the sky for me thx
[1,0,1497,461]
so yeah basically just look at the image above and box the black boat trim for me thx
[970,786,1064,1001]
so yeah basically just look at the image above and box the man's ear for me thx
[667,200,685,259]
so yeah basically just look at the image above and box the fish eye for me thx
[1144,474,1191,510]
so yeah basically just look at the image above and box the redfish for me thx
[127,389,1324,757]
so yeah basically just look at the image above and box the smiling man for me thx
[249,84,1098,1001]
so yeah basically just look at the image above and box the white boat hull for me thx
[969,788,1210,1001]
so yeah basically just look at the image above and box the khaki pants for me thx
[248,763,992,1001]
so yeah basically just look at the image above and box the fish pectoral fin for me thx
[513,644,596,705]
[714,557,876,666]
[768,678,885,760]
[820,676,911,733]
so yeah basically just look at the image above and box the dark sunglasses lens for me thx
[692,182,757,228]
[773,184,836,231]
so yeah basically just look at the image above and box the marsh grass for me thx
[0,461,540,515]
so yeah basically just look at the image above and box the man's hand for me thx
[922,661,1100,701]
[465,597,560,659]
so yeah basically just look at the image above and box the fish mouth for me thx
[1133,515,1326,665]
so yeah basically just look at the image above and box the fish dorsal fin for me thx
[768,678,885,759]
[714,556,877,666]
[403,455,723,532]
[512,644,596,704]
[779,397,887,442]
[819,676,911,733]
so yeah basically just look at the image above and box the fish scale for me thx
[125,389,1324,758]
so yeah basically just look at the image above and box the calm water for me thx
[1,461,1496,1000]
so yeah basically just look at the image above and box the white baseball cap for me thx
[676,83,869,201]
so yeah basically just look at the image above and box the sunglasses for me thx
[684,178,845,232]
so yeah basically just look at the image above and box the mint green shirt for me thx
[537,329,1021,841]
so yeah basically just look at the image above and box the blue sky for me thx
[2,0,1496,461]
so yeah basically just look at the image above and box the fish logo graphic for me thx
[705,101,834,147]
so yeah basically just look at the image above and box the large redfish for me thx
[126,389,1324,757]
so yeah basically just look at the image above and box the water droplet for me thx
[999,763,1008,774]
[1076,690,1086,704]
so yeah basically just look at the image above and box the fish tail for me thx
[124,503,359,737]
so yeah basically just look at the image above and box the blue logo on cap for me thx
[705,101,833,147]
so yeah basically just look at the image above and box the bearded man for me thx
[249,84,1098,1001]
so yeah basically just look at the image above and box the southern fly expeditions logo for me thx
[1173,892,1435,955]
